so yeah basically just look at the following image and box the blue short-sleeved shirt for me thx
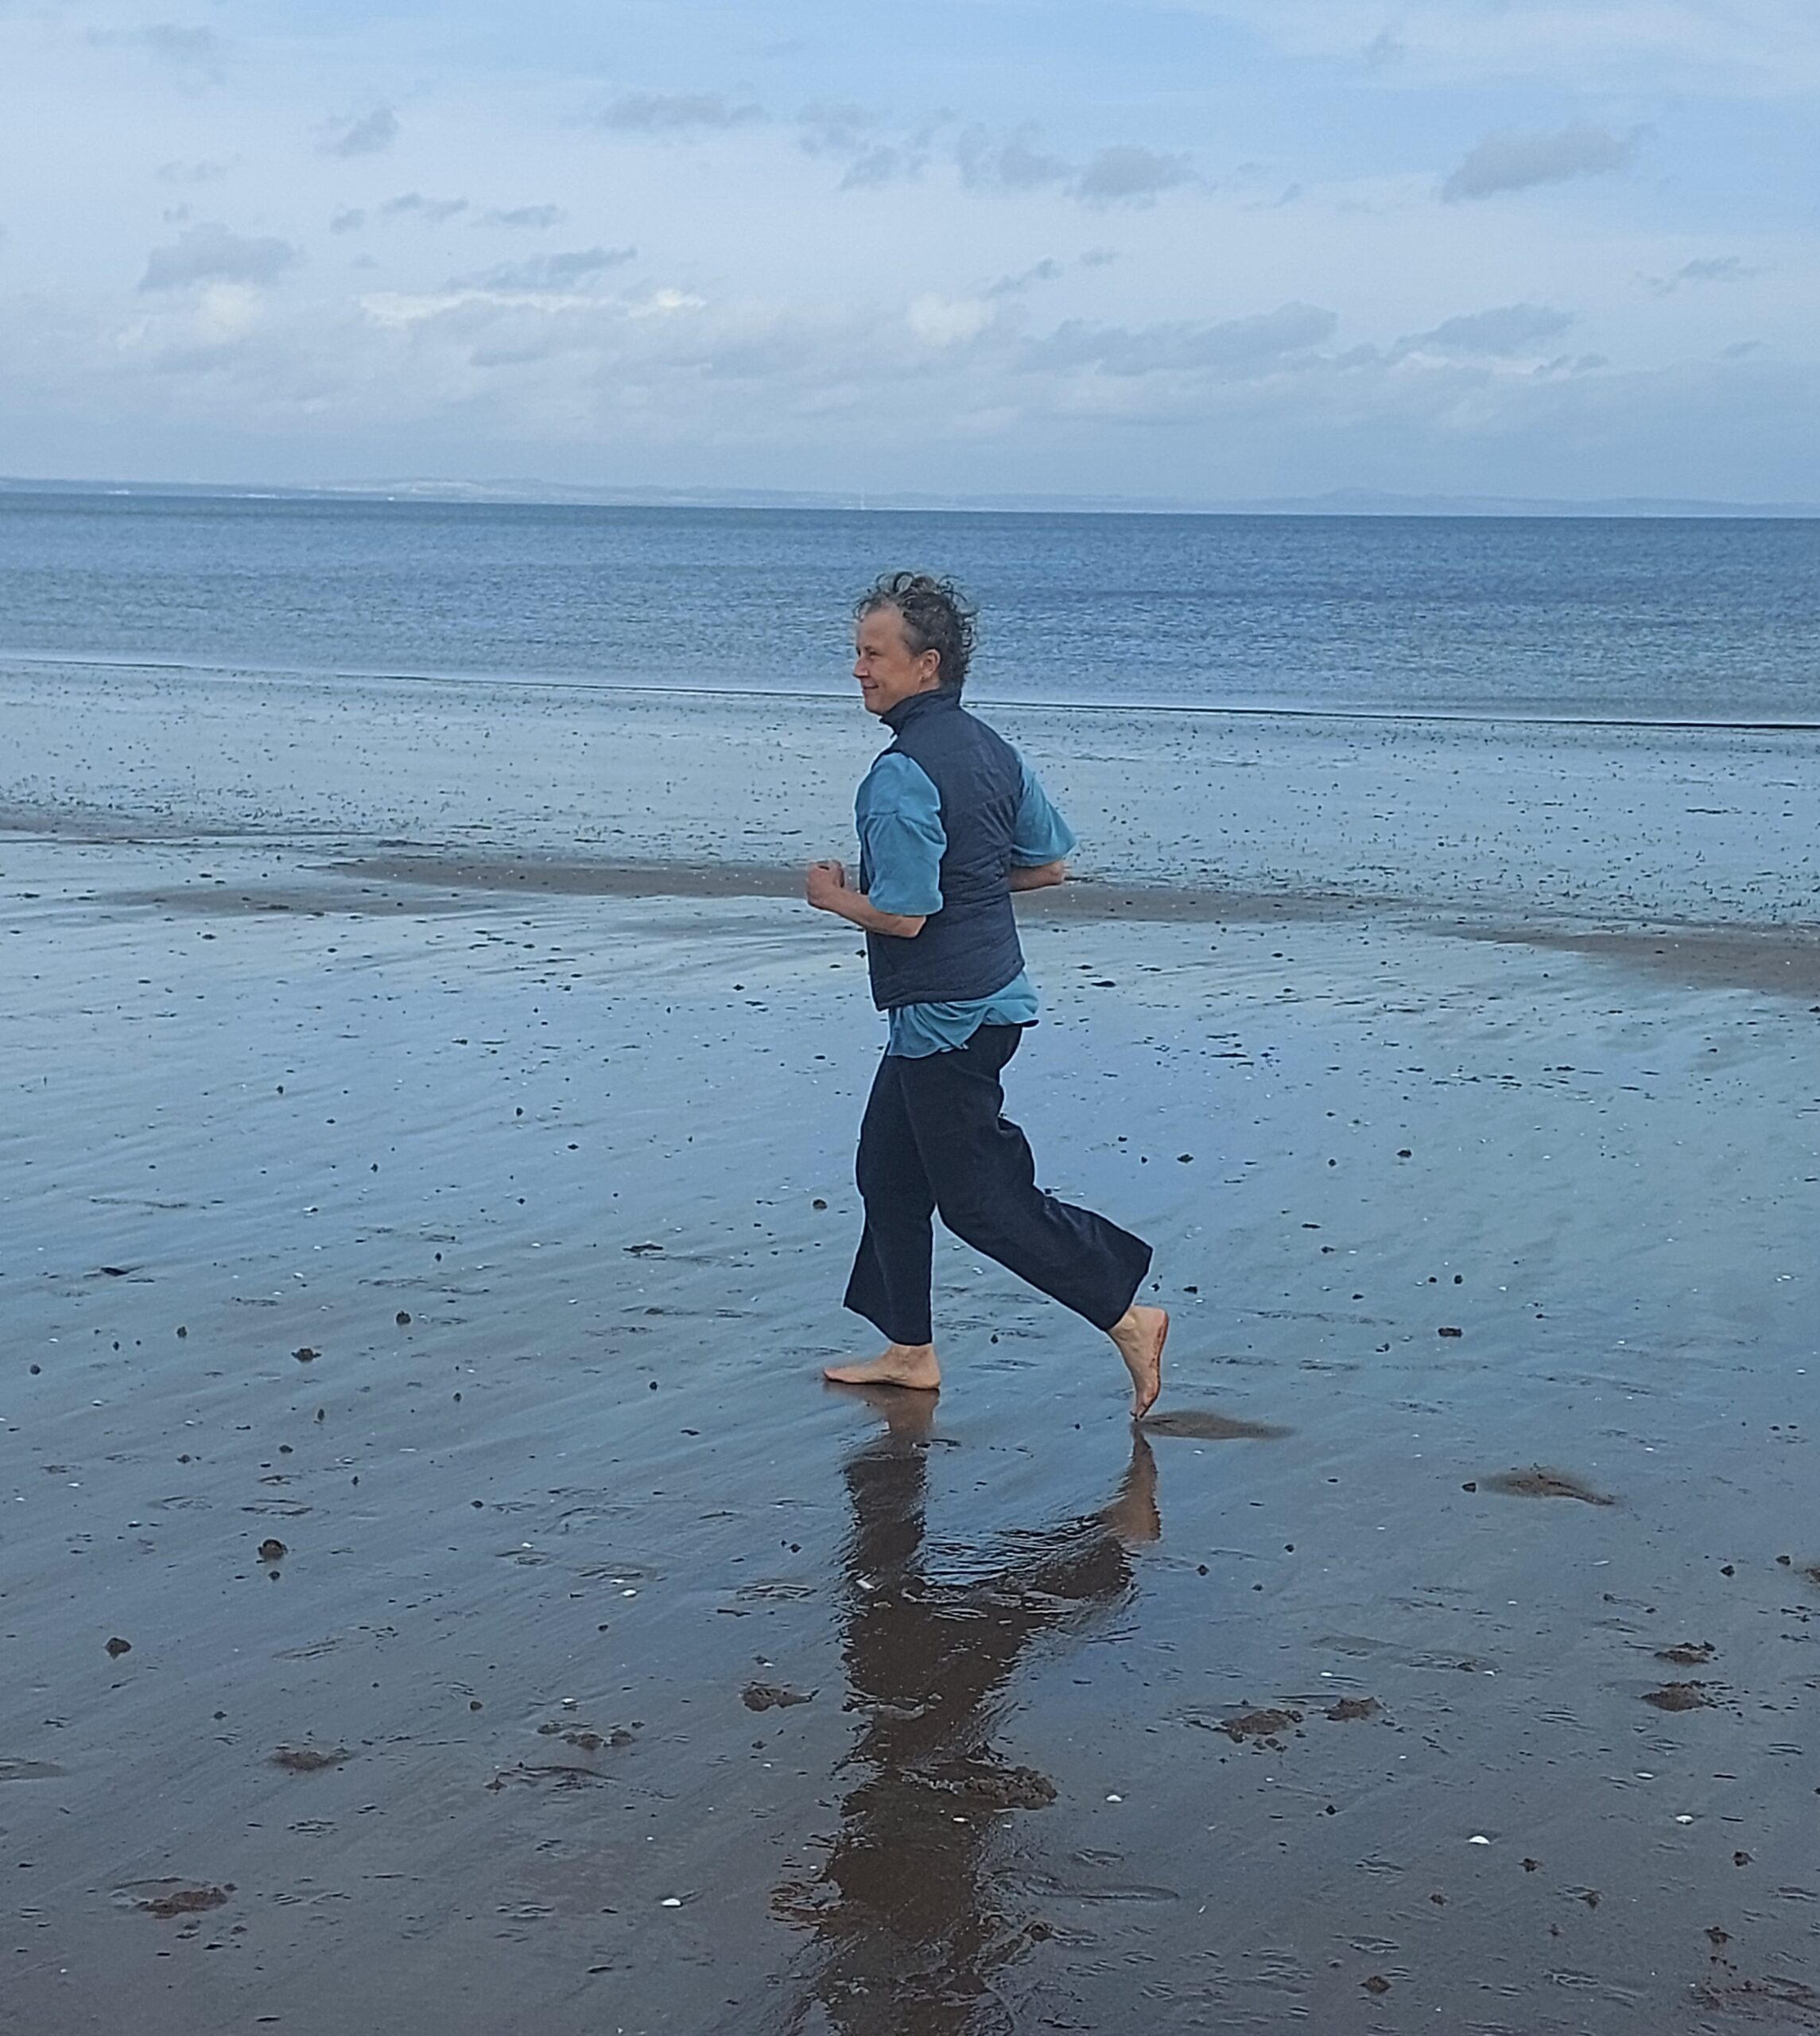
[856,749,1077,1057]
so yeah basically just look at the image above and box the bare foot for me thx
[1108,1306,1168,1419]
[821,1342,941,1392]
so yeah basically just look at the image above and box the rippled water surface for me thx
[3,492,1816,721]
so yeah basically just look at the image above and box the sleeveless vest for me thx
[862,690,1026,1011]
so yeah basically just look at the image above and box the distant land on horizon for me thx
[4,475,1818,519]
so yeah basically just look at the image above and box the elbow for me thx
[883,913,926,938]
[1013,860,1068,892]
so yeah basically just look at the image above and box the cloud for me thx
[956,126,1197,205]
[988,259,1065,297]
[797,101,872,154]
[330,208,366,235]
[90,22,224,75]
[840,146,922,189]
[1166,2,1820,98]
[1075,145,1197,204]
[446,247,637,293]
[380,192,468,224]
[89,21,223,69]
[1443,123,1638,200]
[478,204,565,229]
[592,92,762,133]
[796,103,934,188]
[1647,254,1761,293]
[908,295,997,348]
[1394,303,1575,356]
[957,125,1072,192]
[136,23,221,64]
[1023,302,1339,377]
[319,106,400,158]
[155,159,231,185]
[138,222,297,292]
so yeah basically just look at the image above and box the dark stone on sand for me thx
[1218,1707,1302,1743]
[135,1884,231,1919]
[1325,1697,1381,1722]
[293,1346,318,1362]
[271,1745,351,1771]
[538,1719,636,1747]
[396,1311,411,1324]
[928,1762,1057,1809]
[1438,1325,1463,1337]
[105,1636,132,1657]
[1642,1682,1713,1712]
[1693,1980,1820,2019]
[1656,1641,1714,1666]
[1363,1974,1391,1995]
[258,1539,287,1562]
[625,1242,663,1256]
[742,1682,815,1712]
[812,1198,827,1210]
[1482,1466,1616,1506]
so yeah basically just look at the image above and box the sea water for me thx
[2,492,1817,725]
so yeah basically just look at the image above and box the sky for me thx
[2,0,1817,501]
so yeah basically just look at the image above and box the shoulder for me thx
[858,749,941,814]
[957,702,1012,749]
[941,704,1019,779]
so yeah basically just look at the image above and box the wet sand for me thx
[4,674,1819,2033]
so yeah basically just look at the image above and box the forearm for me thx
[1008,860,1067,892]
[818,890,927,938]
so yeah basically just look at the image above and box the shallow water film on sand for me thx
[2,502,1818,2034]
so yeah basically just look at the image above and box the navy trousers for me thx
[843,1024,1153,1348]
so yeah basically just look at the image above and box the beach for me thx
[4,659,1818,2034]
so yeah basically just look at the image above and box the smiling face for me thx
[852,603,942,717]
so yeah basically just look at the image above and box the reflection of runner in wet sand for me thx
[771,1389,1159,2034]
[805,573,1167,1416]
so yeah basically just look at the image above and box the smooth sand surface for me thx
[5,815,1818,2034]
[6,657,1818,925]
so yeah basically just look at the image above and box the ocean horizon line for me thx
[4,474,1819,520]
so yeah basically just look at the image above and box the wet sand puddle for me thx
[2,832,1818,2034]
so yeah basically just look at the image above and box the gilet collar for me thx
[881,687,960,736]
